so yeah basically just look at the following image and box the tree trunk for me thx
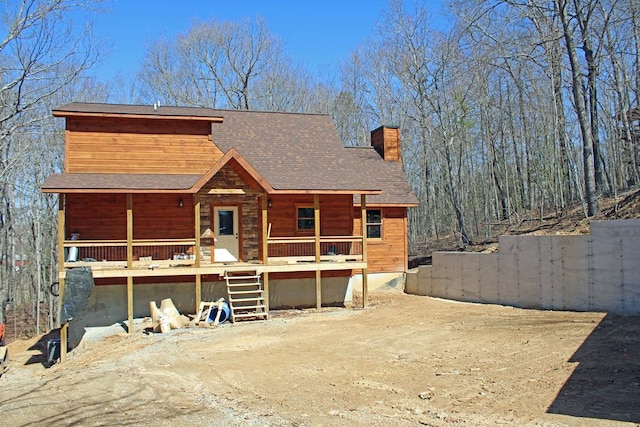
[556,0,600,216]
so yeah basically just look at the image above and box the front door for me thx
[213,206,240,262]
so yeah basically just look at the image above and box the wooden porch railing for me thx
[267,236,363,263]
[61,235,364,268]
[62,238,196,268]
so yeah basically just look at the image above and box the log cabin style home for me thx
[41,102,418,333]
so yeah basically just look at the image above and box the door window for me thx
[218,210,234,236]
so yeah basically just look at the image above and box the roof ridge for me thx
[55,102,330,117]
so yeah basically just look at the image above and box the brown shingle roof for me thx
[210,109,380,192]
[41,173,201,192]
[346,147,419,206]
[44,103,418,205]
[53,102,224,120]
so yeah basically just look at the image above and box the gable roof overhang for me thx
[52,102,224,123]
[40,173,202,194]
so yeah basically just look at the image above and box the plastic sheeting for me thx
[61,267,94,324]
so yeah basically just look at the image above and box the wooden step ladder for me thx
[194,297,227,327]
[224,270,268,322]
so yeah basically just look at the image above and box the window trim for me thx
[295,204,315,234]
[365,208,383,240]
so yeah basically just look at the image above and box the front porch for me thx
[59,235,367,279]
[56,191,372,321]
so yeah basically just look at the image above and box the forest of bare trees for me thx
[1,0,638,334]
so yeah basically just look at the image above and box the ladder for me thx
[224,270,268,322]
[194,297,227,327]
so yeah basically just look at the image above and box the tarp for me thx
[61,267,94,324]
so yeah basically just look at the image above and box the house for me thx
[41,102,418,333]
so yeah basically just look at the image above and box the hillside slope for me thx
[410,188,640,266]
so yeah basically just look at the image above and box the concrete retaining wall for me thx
[406,219,640,314]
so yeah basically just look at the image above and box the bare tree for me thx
[138,17,295,110]
[555,0,600,215]
[0,0,102,329]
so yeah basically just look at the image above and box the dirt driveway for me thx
[2,292,639,426]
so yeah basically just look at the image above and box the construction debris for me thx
[194,298,229,327]
[149,298,190,333]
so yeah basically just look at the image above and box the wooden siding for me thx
[260,194,355,276]
[371,126,401,163]
[65,193,194,240]
[265,194,353,237]
[354,206,408,273]
[64,117,224,174]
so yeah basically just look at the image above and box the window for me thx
[366,209,382,239]
[297,206,315,231]
[218,210,234,236]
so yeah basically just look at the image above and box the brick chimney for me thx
[371,126,401,164]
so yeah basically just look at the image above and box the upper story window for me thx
[297,206,315,231]
[366,209,382,239]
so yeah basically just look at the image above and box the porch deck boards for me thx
[59,259,367,279]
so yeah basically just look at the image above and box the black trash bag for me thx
[61,267,94,324]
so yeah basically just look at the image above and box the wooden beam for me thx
[403,211,409,272]
[57,195,67,363]
[58,261,369,279]
[262,194,270,315]
[195,196,201,311]
[262,194,269,266]
[207,188,245,195]
[126,194,134,333]
[360,195,368,308]
[314,195,321,309]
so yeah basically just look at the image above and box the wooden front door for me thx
[213,206,240,261]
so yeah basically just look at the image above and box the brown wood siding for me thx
[354,206,408,273]
[65,117,223,174]
[371,126,401,163]
[265,194,353,237]
[65,193,194,240]
[65,193,127,239]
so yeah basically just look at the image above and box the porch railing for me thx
[267,236,363,263]
[62,238,196,267]
[61,235,364,268]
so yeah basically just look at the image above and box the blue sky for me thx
[90,0,445,81]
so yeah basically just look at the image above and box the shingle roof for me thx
[44,103,418,205]
[53,102,224,120]
[210,109,380,192]
[346,147,419,206]
[41,173,201,192]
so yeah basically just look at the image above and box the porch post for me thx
[261,194,269,314]
[57,195,67,362]
[360,194,368,308]
[194,196,201,311]
[126,194,134,333]
[314,194,321,309]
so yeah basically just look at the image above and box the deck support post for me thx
[126,194,134,333]
[360,195,368,308]
[194,196,201,311]
[314,195,321,309]
[57,195,67,362]
[261,194,270,314]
